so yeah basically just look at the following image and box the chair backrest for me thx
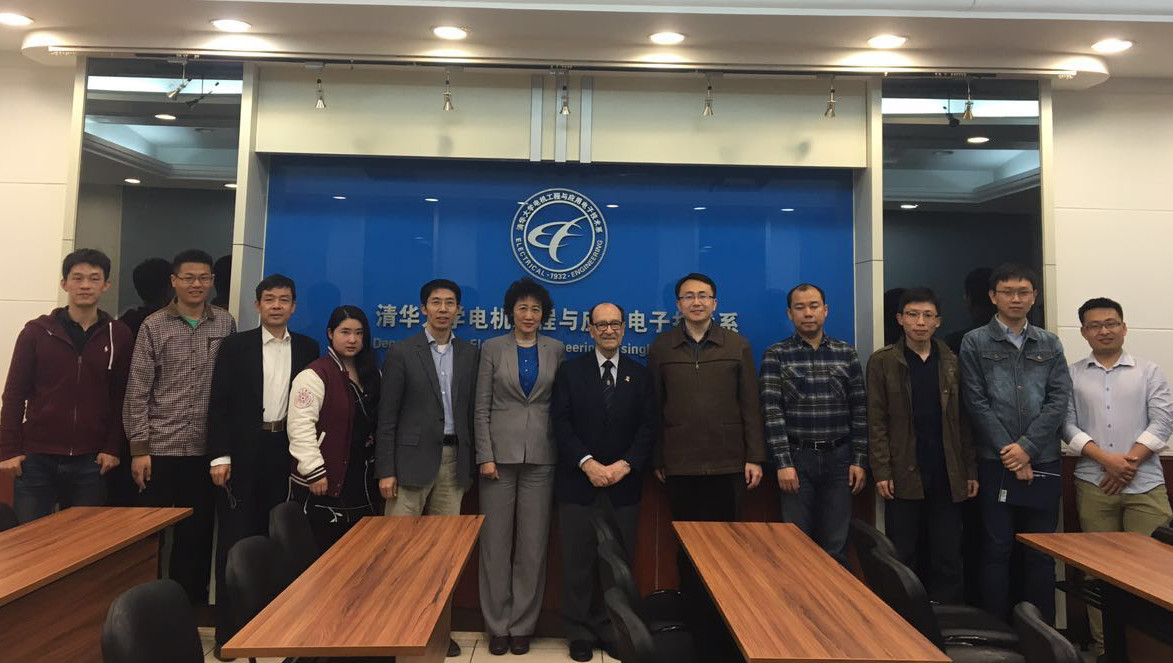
[598,537,642,608]
[849,518,897,591]
[1152,524,1173,546]
[269,501,319,577]
[589,508,621,547]
[603,587,658,663]
[0,501,17,532]
[225,535,287,639]
[1012,601,1080,663]
[101,579,204,663]
[868,549,946,650]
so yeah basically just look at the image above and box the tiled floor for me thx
[200,629,620,662]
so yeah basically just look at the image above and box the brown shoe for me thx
[510,635,531,655]
[488,635,510,656]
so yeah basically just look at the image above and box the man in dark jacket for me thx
[867,287,977,603]
[552,301,654,662]
[0,249,132,523]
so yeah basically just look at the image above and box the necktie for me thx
[602,360,615,411]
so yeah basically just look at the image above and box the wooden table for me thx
[224,514,483,661]
[0,506,191,662]
[1019,532,1173,663]
[675,521,949,663]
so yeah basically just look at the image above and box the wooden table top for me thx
[0,506,191,607]
[675,521,950,663]
[223,514,483,658]
[1018,531,1173,612]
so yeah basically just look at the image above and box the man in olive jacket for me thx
[868,288,976,603]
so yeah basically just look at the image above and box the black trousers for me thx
[665,473,744,662]
[559,493,640,644]
[138,455,215,605]
[213,430,293,645]
[884,471,965,604]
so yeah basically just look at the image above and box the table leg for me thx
[1101,584,1128,663]
[399,600,452,663]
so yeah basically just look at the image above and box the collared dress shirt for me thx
[996,317,1029,351]
[1065,352,1173,494]
[425,327,456,435]
[210,326,292,467]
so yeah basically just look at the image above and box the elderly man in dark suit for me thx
[552,301,654,662]
[376,278,479,658]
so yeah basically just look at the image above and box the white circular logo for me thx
[511,188,608,284]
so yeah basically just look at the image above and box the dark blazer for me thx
[551,351,654,507]
[375,330,479,488]
[206,326,320,462]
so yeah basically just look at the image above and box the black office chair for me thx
[597,537,688,631]
[1152,524,1173,546]
[869,549,1025,663]
[850,518,1018,649]
[1012,602,1080,663]
[101,579,204,663]
[603,587,694,663]
[0,501,17,531]
[269,501,319,578]
[589,509,620,547]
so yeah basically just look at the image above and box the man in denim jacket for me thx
[959,263,1072,623]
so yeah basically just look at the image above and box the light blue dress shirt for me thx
[996,316,1029,351]
[425,327,456,435]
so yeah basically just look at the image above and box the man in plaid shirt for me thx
[759,283,867,565]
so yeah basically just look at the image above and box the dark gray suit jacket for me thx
[375,330,479,488]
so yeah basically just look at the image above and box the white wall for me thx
[1052,78,1173,376]
[0,54,76,384]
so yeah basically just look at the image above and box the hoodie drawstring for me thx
[107,320,113,370]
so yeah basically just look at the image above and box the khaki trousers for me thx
[383,445,467,516]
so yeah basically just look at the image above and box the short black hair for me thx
[787,283,826,308]
[62,248,111,281]
[897,287,940,313]
[132,258,172,301]
[504,277,554,323]
[1078,297,1124,324]
[172,249,214,274]
[675,273,717,298]
[420,279,462,306]
[988,263,1039,292]
[588,301,626,324]
[255,274,296,301]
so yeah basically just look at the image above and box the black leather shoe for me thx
[447,637,461,657]
[510,635,531,655]
[488,635,510,655]
[568,639,594,661]
[212,644,236,661]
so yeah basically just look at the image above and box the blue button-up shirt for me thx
[425,328,455,435]
[996,316,1029,351]
[1065,353,1173,494]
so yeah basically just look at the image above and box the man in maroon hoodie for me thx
[0,249,132,523]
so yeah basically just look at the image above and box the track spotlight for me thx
[442,68,454,112]
[315,78,326,109]
[962,78,974,121]
[559,73,571,116]
[701,75,714,117]
[824,77,836,118]
[184,81,220,109]
[167,61,191,100]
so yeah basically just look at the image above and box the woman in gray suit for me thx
[475,277,566,656]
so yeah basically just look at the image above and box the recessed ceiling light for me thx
[781,208,795,212]
[0,13,33,27]
[211,19,251,33]
[967,136,990,144]
[1092,38,1133,54]
[433,26,468,40]
[424,197,439,202]
[516,201,525,205]
[124,178,141,185]
[649,32,685,46]
[224,183,237,189]
[605,204,619,208]
[693,206,707,211]
[154,113,177,121]
[900,203,919,210]
[332,195,347,200]
[868,34,908,49]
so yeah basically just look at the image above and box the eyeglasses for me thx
[175,274,213,285]
[591,321,624,331]
[1083,320,1122,332]
[678,293,714,303]
[900,311,939,320]
[995,288,1034,299]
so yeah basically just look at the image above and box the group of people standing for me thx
[1,249,1169,663]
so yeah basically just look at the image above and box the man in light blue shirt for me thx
[1064,296,1173,657]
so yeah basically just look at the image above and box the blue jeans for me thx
[13,453,103,524]
[978,459,1060,622]
[780,442,853,566]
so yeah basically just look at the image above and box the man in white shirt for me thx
[1065,296,1173,658]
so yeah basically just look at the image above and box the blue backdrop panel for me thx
[263,156,855,363]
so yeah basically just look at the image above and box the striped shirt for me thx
[759,333,868,468]
[123,301,236,456]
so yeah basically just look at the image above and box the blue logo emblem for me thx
[511,188,608,284]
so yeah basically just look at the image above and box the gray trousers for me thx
[559,494,640,643]
[479,462,555,637]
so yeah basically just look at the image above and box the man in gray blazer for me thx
[376,278,478,657]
